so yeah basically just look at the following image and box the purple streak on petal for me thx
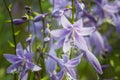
[90,31,105,55]
[67,53,83,67]
[76,27,95,36]
[74,33,88,50]
[3,54,20,63]
[56,70,64,80]
[7,60,22,73]
[65,67,76,79]
[85,51,103,74]
[21,72,28,80]
[61,15,72,29]
[63,35,71,53]
[24,53,34,61]
[16,43,24,58]
[51,29,69,39]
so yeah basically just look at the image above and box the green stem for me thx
[71,0,75,24]
[3,0,16,49]
[37,0,46,79]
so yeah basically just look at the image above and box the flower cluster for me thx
[3,0,120,80]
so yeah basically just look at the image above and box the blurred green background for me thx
[0,0,120,80]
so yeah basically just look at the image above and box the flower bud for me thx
[52,9,64,18]
[13,19,27,25]
[34,13,48,22]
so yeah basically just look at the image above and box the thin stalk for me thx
[37,0,46,79]
[3,0,16,49]
[71,0,75,24]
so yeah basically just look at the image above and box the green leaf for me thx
[5,20,11,23]
[32,11,39,16]
[8,4,12,11]
[14,30,20,36]
[8,41,15,48]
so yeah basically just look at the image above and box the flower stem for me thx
[3,0,16,49]
[38,0,46,78]
[71,0,75,24]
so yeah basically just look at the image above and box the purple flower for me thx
[94,0,120,25]
[51,15,95,53]
[48,53,83,80]
[4,43,41,80]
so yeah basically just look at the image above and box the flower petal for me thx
[74,33,88,50]
[3,54,20,63]
[73,19,83,29]
[103,3,119,13]
[65,67,76,79]
[76,27,95,36]
[63,35,71,53]
[54,38,65,49]
[67,53,83,67]
[56,70,64,80]
[51,29,69,39]
[7,60,22,73]
[46,47,57,73]
[90,31,105,55]
[85,51,103,74]
[61,15,72,29]
[16,43,24,58]
[24,52,34,61]
[62,54,69,63]
[26,62,41,71]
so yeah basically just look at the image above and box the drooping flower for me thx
[3,43,41,80]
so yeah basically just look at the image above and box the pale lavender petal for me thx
[65,67,76,79]
[90,31,105,54]
[103,4,119,13]
[7,60,22,73]
[21,72,28,80]
[61,15,72,29]
[73,19,83,29]
[46,47,57,73]
[20,69,28,80]
[76,27,95,36]
[54,38,65,49]
[85,51,103,74]
[74,33,88,50]
[3,54,20,63]
[51,29,69,39]
[63,35,71,53]
[67,53,83,67]
[16,43,24,58]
